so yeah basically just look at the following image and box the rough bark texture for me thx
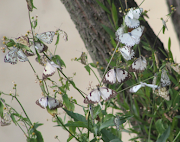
[60,0,168,140]
[60,0,167,77]
[167,0,180,44]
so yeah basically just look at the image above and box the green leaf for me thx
[63,108,87,122]
[52,55,66,68]
[100,117,114,130]
[55,33,60,45]
[158,47,168,57]
[67,135,74,142]
[163,26,165,34]
[156,126,170,142]
[33,122,43,130]
[0,100,4,117]
[168,37,173,61]
[65,121,88,128]
[110,139,123,142]
[142,45,152,51]
[101,129,120,142]
[35,130,44,142]
[62,94,74,111]
[96,0,111,14]
[84,65,91,75]
[27,137,36,142]
[155,119,165,134]
[6,39,15,47]
[111,3,118,28]
[102,24,115,38]
[10,113,17,125]
[68,121,76,134]
[89,63,97,68]
[175,115,180,119]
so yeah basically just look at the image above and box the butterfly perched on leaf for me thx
[103,68,132,84]
[16,36,30,47]
[0,112,11,126]
[125,8,143,28]
[156,87,169,101]
[84,87,117,108]
[116,25,145,47]
[42,61,61,80]
[36,31,55,44]
[129,55,147,73]
[161,69,171,87]
[4,47,28,64]
[129,82,158,93]
[119,46,135,61]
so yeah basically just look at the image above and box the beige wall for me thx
[0,0,179,142]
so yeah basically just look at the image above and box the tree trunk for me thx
[166,0,180,45]
[60,0,168,140]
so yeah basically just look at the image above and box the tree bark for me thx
[166,0,180,45]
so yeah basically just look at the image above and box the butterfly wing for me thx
[35,55,48,66]
[36,97,48,109]
[144,83,158,89]
[84,89,101,104]
[130,26,144,44]
[125,16,140,28]
[115,68,132,83]
[80,52,87,65]
[4,48,18,64]
[103,69,116,84]
[132,8,143,19]
[47,97,63,110]
[115,25,125,38]
[36,31,55,44]
[129,55,147,73]
[35,42,48,53]
[118,33,136,47]
[129,83,144,93]
[119,46,135,61]
[99,87,117,101]
[161,69,171,87]
[42,61,57,80]
[17,49,28,62]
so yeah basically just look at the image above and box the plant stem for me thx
[58,69,85,98]
[101,42,119,85]
[16,122,27,137]
[14,96,32,125]
[55,115,80,142]
[173,131,180,142]
[90,67,100,84]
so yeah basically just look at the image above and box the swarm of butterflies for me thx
[83,7,172,108]
[3,29,69,114]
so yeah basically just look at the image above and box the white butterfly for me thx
[125,8,143,28]
[115,25,125,38]
[4,47,28,64]
[1,112,11,126]
[116,26,144,47]
[157,87,169,101]
[103,68,132,84]
[35,55,48,66]
[42,61,61,80]
[119,46,135,61]
[170,63,180,74]
[129,55,147,73]
[36,31,55,44]
[25,42,48,56]
[129,82,158,93]
[84,87,117,108]
[81,52,87,65]
[161,69,171,87]
[36,96,63,110]
[161,18,168,30]
[114,115,120,131]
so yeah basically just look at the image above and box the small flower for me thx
[96,61,99,65]
[32,132,35,135]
